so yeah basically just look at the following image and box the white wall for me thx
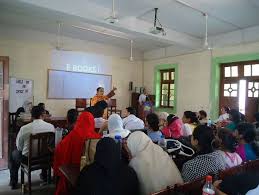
[144,42,259,118]
[0,25,143,116]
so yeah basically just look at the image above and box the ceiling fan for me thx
[203,13,213,51]
[105,0,119,24]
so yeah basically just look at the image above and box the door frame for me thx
[0,56,9,170]
[210,53,259,120]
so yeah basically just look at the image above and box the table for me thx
[59,164,80,187]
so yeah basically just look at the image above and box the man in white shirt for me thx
[9,106,55,189]
[122,107,144,130]
[138,88,148,105]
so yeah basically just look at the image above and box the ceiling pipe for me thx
[174,0,242,30]
[56,21,62,49]
[71,24,131,41]
[112,0,116,18]
[204,13,208,48]
[130,40,134,61]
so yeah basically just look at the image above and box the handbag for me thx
[165,139,195,157]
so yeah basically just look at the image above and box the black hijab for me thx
[76,137,140,195]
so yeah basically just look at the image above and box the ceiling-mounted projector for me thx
[149,8,166,36]
[105,0,119,24]
[106,16,119,24]
[150,26,164,35]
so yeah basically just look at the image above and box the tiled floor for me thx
[0,169,55,195]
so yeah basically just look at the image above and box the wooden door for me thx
[246,80,259,122]
[0,57,9,169]
[219,61,259,122]
[219,63,240,112]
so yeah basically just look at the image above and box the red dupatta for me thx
[54,112,101,195]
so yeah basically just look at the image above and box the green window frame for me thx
[154,64,178,113]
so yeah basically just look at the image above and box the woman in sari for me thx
[54,112,101,195]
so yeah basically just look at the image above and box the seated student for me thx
[216,128,242,168]
[216,106,230,123]
[92,106,107,129]
[146,113,162,143]
[235,123,259,161]
[9,106,55,189]
[181,125,225,182]
[198,110,208,125]
[54,112,101,195]
[15,107,25,118]
[182,111,199,137]
[106,114,131,139]
[95,100,109,120]
[77,137,140,195]
[162,114,183,139]
[62,109,78,138]
[158,112,169,130]
[94,100,108,110]
[126,131,183,195]
[122,107,144,130]
[14,107,25,131]
[225,109,241,131]
[38,102,50,116]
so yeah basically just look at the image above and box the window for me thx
[224,66,238,77]
[223,83,238,97]
[160,69,175,108]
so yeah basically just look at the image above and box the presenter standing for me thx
[138,88,148,105]
[91,87,117,106]
[138,88,149,120]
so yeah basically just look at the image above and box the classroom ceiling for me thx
[0,0,259,53]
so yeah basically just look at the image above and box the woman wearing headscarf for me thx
[106,114,131,139]
[54,112,101,195]
[77,137,140,195]
[127,131,183,195]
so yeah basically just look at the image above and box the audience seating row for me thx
[151,159,259,195]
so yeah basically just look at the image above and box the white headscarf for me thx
[158,112,169,121]
[127,131,183,195]
[106,114,131,139]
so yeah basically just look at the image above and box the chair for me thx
[107,99,122,116]
[219,163,246,180]
[173,176,206,195]
[21,132,54,195]
[244,159,259,172]
[76,98,87,112]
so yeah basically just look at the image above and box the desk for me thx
[59,164,80,187]
[17,117,67,129]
